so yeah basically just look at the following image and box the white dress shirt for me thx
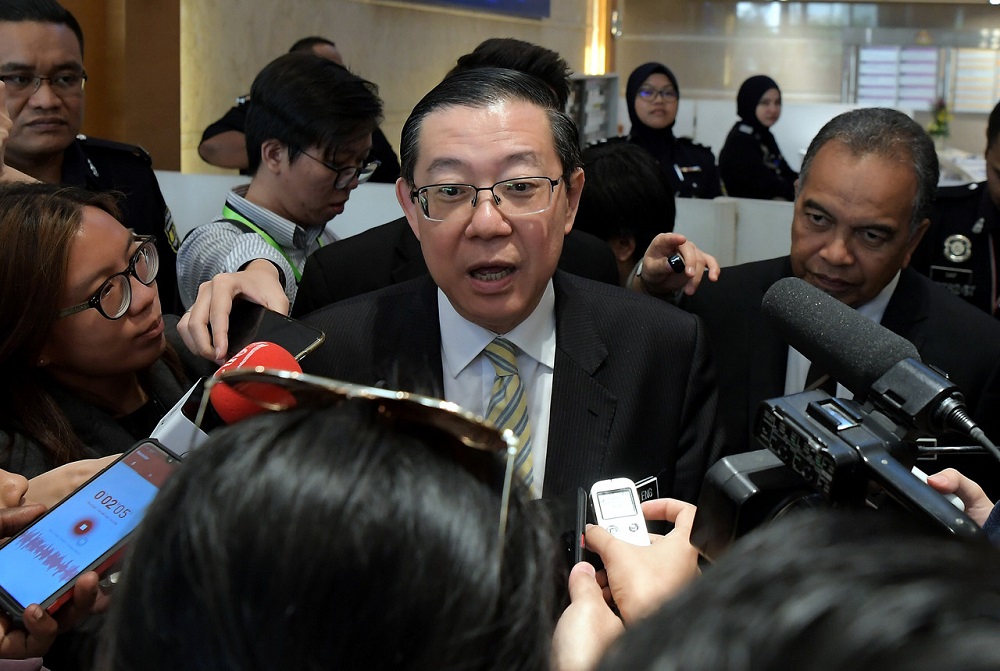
[438,281,556,498]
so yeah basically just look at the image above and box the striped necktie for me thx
[484,338,534,492]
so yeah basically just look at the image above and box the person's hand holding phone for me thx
[0,471,104,660]
[586,498,700,625]
[178,260,289,363]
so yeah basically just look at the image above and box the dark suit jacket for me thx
[292,217,619,316]
[683,256,1000,492]
[300,271,724,503]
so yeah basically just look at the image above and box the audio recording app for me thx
[0,441,175,608]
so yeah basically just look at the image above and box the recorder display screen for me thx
[596,488,639,520]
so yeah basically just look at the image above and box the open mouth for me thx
[470,266,514,282]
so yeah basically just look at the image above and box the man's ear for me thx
[902,218,931,268]
[259,139,286,174]
[610,235,636,263]
[396,178,422,240]
[563,167,585,235]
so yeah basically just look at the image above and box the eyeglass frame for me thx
[298,149,381,189]
[409,176,562,222]
[636,86,678,102]
[194,368,519,551]
[0,70,88,97]
[56,234,158,320]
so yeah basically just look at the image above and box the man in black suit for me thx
[636,108,1000,492]
[294,68,724,501]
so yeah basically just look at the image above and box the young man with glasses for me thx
[176,51,382,310]
[0,0,183,316]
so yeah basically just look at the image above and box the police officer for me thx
[911,100,1000,318]
[625,62,722,200]
[0,1,182,315]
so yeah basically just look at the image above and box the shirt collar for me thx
[855,270,900,323]
[439,280,557,379]
[225,184,323,250]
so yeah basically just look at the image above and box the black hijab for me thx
[737,75,780,132]
[625,62,680,164]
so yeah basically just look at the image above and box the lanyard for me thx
[221,204,322,283]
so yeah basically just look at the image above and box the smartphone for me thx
[589,477,650,546]
[0,440,180,620]
[226,297,326,361]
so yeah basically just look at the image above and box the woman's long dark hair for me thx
[103,403,562,670]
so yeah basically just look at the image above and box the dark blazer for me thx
[292,217,620,316]
[300,271,724,503]
[682,256,1000,492]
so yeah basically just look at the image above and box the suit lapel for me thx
[544,273,616,495]
[390,217,431,284]
[880,268,930,349]
[372,276,445,396]
[744,258,794,438]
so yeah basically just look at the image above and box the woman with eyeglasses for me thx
[625,62,722,200]
[718,75,798,201]
[0,182,199,490]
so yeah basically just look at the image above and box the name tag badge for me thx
[929,265,976,298]
[634,475,659,503]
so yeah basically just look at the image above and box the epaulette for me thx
[75,134,153,165]
[737,123,754,135]
[935,181,983,201]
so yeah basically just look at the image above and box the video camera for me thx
[691,388,986,563]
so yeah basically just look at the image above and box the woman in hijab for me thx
[719,75,798,201]
[625,62,721,199]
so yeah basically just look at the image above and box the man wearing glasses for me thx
[294,68,723,502]
[0,0,182,316]
[176,51,382,311]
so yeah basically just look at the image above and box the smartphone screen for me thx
[226,298,326,361]
[0,440,178,614]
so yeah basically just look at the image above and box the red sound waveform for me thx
[15,530,79,583]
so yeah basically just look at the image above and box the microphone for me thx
[209,341,301,424]
[150,341,301,457]
[760,277,979,441]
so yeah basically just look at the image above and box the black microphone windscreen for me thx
[761,277,919,397]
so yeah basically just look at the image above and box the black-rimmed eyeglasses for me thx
[299,150,381,189]
[57,235,158,320]
[637,86,678,101]
[410,176,562,222]
[0,71,87,98]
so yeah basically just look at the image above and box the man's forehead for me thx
[414,101,556,166]
[0,21,83,64]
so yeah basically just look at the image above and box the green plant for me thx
[927,97,952,138]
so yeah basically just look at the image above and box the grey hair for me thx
[797,108,938,236]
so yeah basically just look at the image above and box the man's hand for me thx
[26,455,118,509]
[178,259,289,363]
[586,498,700,625]
[551,562,624,671]
[927,468,995,527]
[631,233,721,297]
